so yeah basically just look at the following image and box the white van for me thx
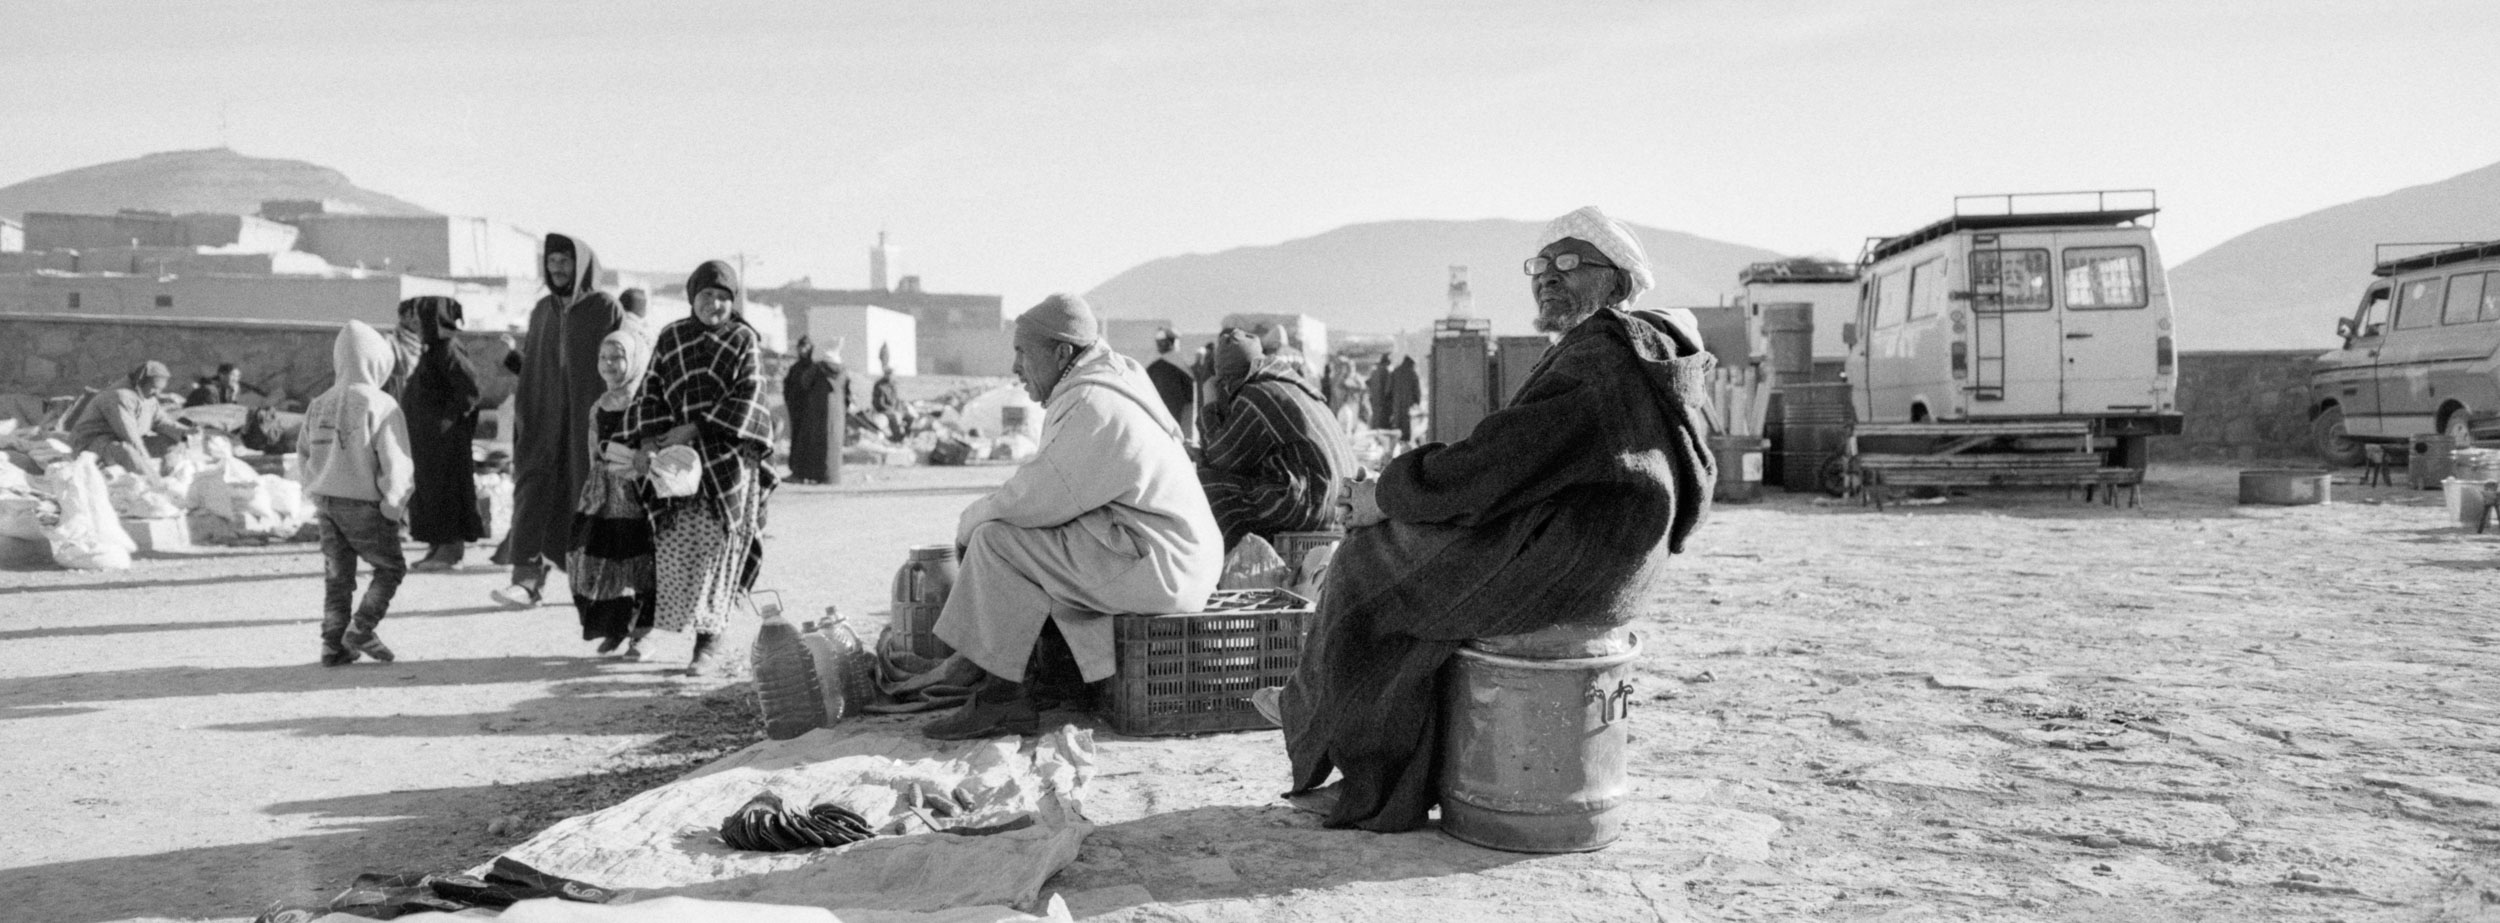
[1842,191,2184,467]
[2307,240,2500,465]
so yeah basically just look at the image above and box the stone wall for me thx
[2152,349,2321,464]
[0,313,520,420]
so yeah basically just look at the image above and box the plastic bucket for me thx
[1440,629,1641,853]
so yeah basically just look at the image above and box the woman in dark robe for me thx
[401,296,486,572]
[780,336,845,483]
[623,260,778,675]
[493,233,623,608]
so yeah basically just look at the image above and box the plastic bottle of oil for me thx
[750,595,828,740]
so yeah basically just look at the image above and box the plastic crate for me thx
[1109,588,1311,737]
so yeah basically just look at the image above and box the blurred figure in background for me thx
[1145,326,1195,443]
[185,363,247,407]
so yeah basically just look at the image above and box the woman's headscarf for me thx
[401,296,465,344]
[686,259,741,326]
[128,360,171,388]
[598,327,653,410]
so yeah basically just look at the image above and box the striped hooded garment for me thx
[1195,328,1357,548]
[623,260,778,574]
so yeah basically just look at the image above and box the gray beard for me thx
[1533,296,1605,333]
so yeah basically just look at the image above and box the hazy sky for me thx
[9,0,2497,315]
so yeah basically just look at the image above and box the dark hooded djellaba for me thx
[494,233,623,607]
[400,296,486,572]
[1281,206,1716,833]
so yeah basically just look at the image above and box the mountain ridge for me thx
[0,147,438,222]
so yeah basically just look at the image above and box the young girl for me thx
[570,329,658,658]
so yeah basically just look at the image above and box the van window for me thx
[1875,268,1909,328]
[2394,275,2446,330]
[2063,247,2147,309]
[1908,259,1945,318]
[1970,249,2051,312]
[2444,272,2489,325]
[2483,272,2500,322]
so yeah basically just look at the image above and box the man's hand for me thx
[1341,476,1386,528]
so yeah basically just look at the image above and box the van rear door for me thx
[2055,234,2162,415]
[1966,233,2062,415]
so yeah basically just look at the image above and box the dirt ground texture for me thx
[6,463,2499,922]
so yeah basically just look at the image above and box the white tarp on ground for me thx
[481,719,1094,921]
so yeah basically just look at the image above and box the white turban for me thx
[1536,206,1654,304]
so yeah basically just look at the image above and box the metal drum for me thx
[1707,434,1767,503]
[890,544,958,660]
[1440,626,1641,853]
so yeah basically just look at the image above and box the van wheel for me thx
[2312,406,2367,468]
[2442,409,2474,448]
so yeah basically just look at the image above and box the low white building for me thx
[799,304,916,374]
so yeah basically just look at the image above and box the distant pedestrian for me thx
[572,328,659,658]
[1389,356,1421,441]
[385,299,422,400]
[494,233,624,609]
[184,363,247,407]
[301,321,415,667]
[781,335,846,483]
[1366,354,1393,431]
[624,260,777,675]
[401,296,486,572]
[1146,327,1194,442]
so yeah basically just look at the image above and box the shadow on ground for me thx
[0,684,762,923]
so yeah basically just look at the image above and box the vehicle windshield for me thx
[2352,285,2391,339]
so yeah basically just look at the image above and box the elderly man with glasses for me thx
[1279,206,1719,833]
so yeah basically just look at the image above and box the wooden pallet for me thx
[1846,420,2140,510]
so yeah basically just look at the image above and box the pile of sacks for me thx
[176,434,315,544]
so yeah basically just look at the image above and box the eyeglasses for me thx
[1522,253,1615,276]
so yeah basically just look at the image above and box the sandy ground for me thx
[5,462,2498,922]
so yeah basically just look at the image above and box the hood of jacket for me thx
[1610,306,1715,414]
[543,233,604,299]
[334,320,395,390]
[1051,341,1184,441]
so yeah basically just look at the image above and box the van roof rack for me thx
[1738,257,1857,284]
[1861,190,2159,266]
[2373,240,2500,276]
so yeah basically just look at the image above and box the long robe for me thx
[508,234,623,571]
[1197,360,1357,548]
[1146,356,1195,432]
[1282,307,1716,833]
[934,343,1221,683]
[1388,357,1421,439]
[1367,360,1394,430]
[782,355,845,482]
[401,297,486,546]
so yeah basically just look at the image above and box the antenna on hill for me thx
[218,101,230,148]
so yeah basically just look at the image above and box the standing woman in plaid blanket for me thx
[623,259,778,675]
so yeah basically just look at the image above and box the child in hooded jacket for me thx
[302,320,417,666]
